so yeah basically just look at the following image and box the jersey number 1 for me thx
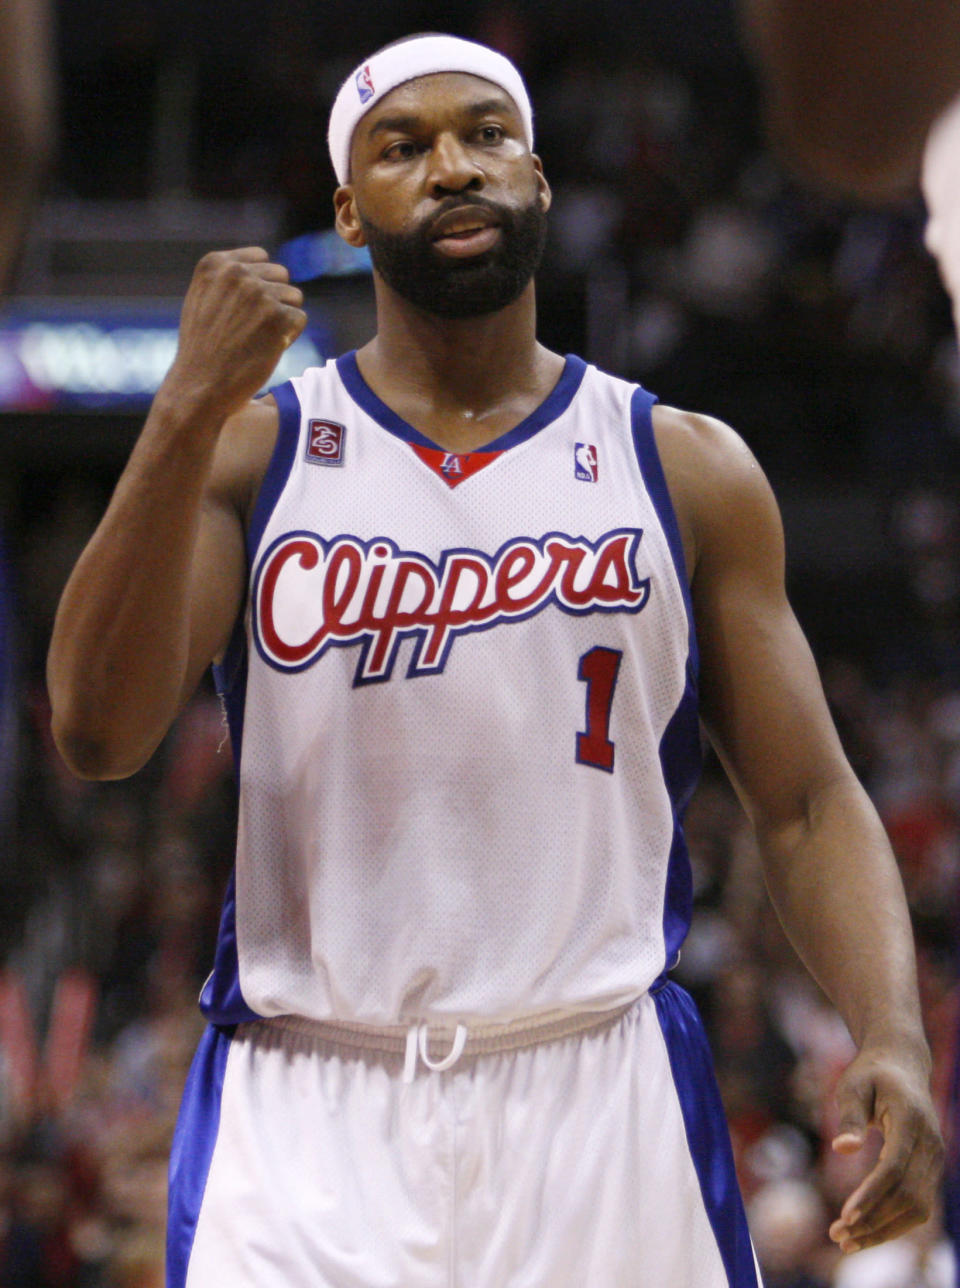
[577,646,622,772]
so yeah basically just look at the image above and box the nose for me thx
[427,131,484,195]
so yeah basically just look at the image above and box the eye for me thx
[383,139,418,162]
[477,124,505,144]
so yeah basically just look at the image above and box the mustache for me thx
[422,195,511,235]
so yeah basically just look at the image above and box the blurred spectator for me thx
[747,1178,831,1287]
[831,1210,956,1287]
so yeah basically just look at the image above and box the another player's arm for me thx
[656,407,943,1252]
[740,0,960,199]
[47,248,306,780]
[0,0,55,292]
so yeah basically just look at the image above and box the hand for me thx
[828,1043,944,1254]
[165,246,308,422]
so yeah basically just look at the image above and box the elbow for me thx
[49,707,150,782]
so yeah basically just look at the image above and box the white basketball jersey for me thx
[201,352,701,1028]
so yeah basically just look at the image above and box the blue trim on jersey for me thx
[335,350,588,453]
[201,387,303,1028]
[212,380,303,760]
[630,387,702,977]
[629,387,698,674]
[205,653,258,1024]
[657,673,701,966]
[248,381,304,563]
[199,870,260,1023]
[167,1023,236,1288]
[653,982,759,1288]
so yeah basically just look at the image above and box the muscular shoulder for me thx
[651,403,784,585]
[206,393,280,530]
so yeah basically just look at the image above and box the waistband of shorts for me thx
[243,999,640,1062]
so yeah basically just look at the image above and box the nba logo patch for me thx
[356,64,375,104]
[574,442,598,482]
[306,420,345,466]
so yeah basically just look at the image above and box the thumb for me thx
[832,1075,873,1153]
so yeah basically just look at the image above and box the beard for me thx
[359,194,548,320]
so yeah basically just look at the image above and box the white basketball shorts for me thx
[166,981,762,1287]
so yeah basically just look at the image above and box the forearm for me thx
[0,0,56,291]
[741,0,960,198]
[47,382,223,778]
[757,772,928,1058]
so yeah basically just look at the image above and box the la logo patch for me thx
[575,442,598,482]
[306,420,345,466]
[356,64,375,104]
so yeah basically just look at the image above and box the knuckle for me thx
[195,253,218,280]
[223,258,250,284]
[200,248,229,270]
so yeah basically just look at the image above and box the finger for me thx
[834,1139,940,1244]
[831,1184,912,1245]
[279,307,308,345]
[832,1129,867,1154]
[833,1076,873,1150]
[270,283,305,309]
[840,1149,900,1223]
[248,261,293,284]
[223,246,271,262]
[831,1203,931,1254]
[838,1131,911,1225]
[839,1092,942,1226]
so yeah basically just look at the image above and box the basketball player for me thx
[47,35,943,1287]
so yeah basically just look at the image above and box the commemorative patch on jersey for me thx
[252,527,650,684]
[306,420,345,466]
[575,442,599,482]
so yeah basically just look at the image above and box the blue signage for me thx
[0,302,332,412]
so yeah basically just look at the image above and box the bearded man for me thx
[48,34,941,1288]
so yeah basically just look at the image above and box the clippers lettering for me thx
[253,529,650,684]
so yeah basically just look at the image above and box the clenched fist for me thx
[164,247,308,423]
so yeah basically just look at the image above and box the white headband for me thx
[327,35,534,185]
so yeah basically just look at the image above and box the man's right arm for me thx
[47,247,306,780]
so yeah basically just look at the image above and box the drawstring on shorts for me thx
[403,1022,468,1083]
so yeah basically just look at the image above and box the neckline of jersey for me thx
[335,350,588,454]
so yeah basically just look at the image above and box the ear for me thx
[334,186,367,247]
[532,155,551,214]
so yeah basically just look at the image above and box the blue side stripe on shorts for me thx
[166,1024,235,1288]
[653,981,759,1288]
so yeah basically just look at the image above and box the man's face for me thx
[335,72,550,319]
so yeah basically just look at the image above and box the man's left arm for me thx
[662,407,945,1253]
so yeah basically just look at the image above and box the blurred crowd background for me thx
[2,1,960,1285]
